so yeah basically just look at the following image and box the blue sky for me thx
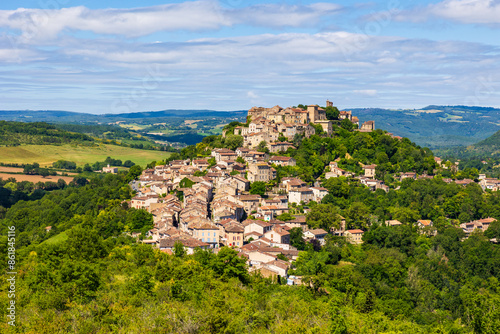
[0,0,499,114]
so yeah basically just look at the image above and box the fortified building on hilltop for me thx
[232,99,373,150]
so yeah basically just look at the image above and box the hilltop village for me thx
[128,101,499,280]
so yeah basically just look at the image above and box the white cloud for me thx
[0,2,227,40]
[354,89,377,96]
[229,2,342,28]
[1,28,500,112]
[431,0,500,24]
[0,1,343,41]
[394,0,500,25]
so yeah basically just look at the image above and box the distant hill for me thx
[0,110,101,123]
[104,109,247,119]
[0,121,93,146]
[0,109,246,123]
[1,105,499,149]
[350,105,500,148]
[431,129,500,159]
[474,129,500,148]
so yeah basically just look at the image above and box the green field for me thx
[42,231,68,245]
[0,144,170,167]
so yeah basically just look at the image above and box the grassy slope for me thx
[42,231,69,245]
[0,144,170,167]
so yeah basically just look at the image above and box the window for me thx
[202,232,204,237]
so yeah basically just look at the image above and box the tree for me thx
[306,203,341,231]
[389,206,420,225]
[211,246,249,283]
[71,176,88,187]
[23,164,36,175]
[224,134,243,150]
[311,123,324,135]
[485,221,500,239]
[340,118,355,131]
[52,160,77,170]
[173,241,186,258]
[328,291,348,334]
[39,168,50,178]
[126,209,154,232]
[127,267,154,296]
[345,202,371,229]
[325,106,340,120]
[257,141,269,153]
[289,227,306,250]
[276,213,294,221]
[126,165,143,182]
[56,179,66,189]
[249,181,266,196]
[66,225,107,260]
[123,160,135,168]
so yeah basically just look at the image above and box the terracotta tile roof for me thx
[192,222,219,230]
[269,156,294,162]
[346,229,364,234]
[309,229,328,235]
[267,227,290,236]
[265,259,290,270]
[224,222,245,233]
[158,237,209,249]
[477,217,497,223]
[417,220,432,226]
[238,195,261,201]
[288,216,306,223]
[242,219,271,227]
[245,231,263,237]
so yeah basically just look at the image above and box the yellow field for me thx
[118,123,147,131]
[0,144,170,167]
[0,167,77,175]
[0,173,75,183]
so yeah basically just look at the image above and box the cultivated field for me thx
[0,144,170,167]
[0,166,78,175]
[0,173,75,183]
[0,166,25,173]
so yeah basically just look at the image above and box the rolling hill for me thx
[1,105,499,149]
[0,109,246,123]
[0,144,169,167]
[351,105,500,149]
[0,121,171,167]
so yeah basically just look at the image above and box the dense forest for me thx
[0,121,170,151]
[350,105,500,149]
[0,173,499,332]
[0,121,93,146]
[55,124,166,150]
[435,129,500,161]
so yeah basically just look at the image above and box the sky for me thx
[0,0,499,114]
